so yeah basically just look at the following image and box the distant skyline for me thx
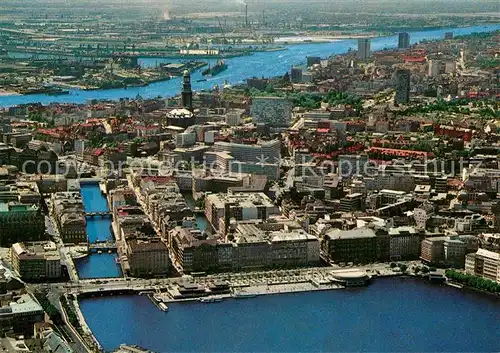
[3,0,500,14]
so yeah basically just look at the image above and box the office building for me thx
[205,192,279,233]
[229,161,280,181]
[338,154,369,178]
[175,132,196,147]
[394,69,411,104]
[0,294,44,337]
[323,227,378,264]
[169,225,320,273]
[74,139,86,160]
[291,67,303,83]
[250,97,292,127]
[169,227,219,273]
[444,61,456,74]
[0,202,45,247]
[225,109,245,126]
[10,242,61,281]
[212,139,280,164]
[357,38,371,60]
[339,193,364,212]
[127,239,170,277]
[388,227,421,261]
[398,32,410,49]
[421,235,475,267]
[307,56,321,67]
[51,192,87,244]
[465,249,499,283]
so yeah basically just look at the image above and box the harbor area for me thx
[145,268,376,308]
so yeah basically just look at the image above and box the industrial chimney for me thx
[245,2,248,27]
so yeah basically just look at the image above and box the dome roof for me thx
[168,108,194,118]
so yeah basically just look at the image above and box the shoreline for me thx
[0,89,20,96]
[72,272,498,352]
[0,24,498,106]
[77,275,500,353]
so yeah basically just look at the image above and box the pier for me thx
[31,265,393,299]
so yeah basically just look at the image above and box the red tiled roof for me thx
[368,146,433,158]
[403,56,426,63]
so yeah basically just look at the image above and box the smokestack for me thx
[245,3,248,27]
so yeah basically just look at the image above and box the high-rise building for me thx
[357,38,371,60]
[398,32,410,49]
[291,66,303,83]
[306,56,321,67]
[212,139,281,164]
[181,70,193,109]
[394,69,411,104]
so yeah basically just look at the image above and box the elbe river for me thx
[1,24,500,107]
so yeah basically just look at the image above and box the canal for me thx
[182,192,209,233]
[76,183,122,279]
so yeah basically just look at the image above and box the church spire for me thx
[181,70,193,110]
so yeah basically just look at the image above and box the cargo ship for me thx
[202,59,228,77]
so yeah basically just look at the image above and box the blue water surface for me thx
[78,183,120,278]
[1,24,499,107]
[80,278,500,352]
[75,253,122,279]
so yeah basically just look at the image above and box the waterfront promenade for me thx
[30,263,404,297]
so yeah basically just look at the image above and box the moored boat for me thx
[202,59,228,77]
[233,292,257,299]
[199,297,215,303]
[159,302,169,312]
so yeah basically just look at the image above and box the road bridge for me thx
[85,211,112,218]
[88,242,118,252]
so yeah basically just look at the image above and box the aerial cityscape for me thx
[0,0,499,352]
